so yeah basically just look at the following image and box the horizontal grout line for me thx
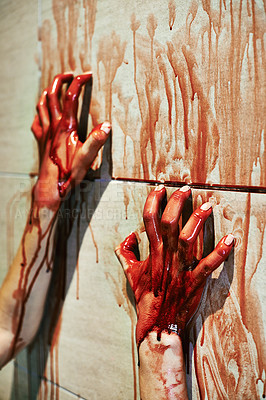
[14,360,87,399]
[0,172,265,194]
[112,177,266,194]
[0,171,37,179]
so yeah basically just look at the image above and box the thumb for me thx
[72,121,111,183]
[81,121,111,169]
[115,232,141,292]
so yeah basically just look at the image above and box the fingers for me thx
[71,121,111,184]
[191,234,234,288]
[143,185,166,252]
[47,72,73,131]
[115,232,140,291]
[36,89,50,137]
[82,122,111,167]
[178,202,213,264]
[31,114,42,142]
[63,72,93,127]
[161,186,191,250]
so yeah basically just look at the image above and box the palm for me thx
[116,186,234,347]
[31,72,110,209]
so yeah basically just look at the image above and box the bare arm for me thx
[116,185,234,399]
[0,72,111,368]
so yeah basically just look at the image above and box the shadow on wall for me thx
[9,130,112,399]
[182,195,235,399]
[187,251,235,399]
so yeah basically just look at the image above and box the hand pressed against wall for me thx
[31,72,111,210]
[0,72,110,368]
[116,185,234,348]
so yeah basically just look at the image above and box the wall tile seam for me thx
[37,0,42,98]
[0,171,265,195]
[15,361,87,399]
[112,177,266,194]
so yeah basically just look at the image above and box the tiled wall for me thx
[0,0,265,399]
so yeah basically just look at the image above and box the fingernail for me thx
[200,202,212,211]
[101,121,111,135]
[179,185,190,192]
[155,184,164,191]
[224,234,234,246]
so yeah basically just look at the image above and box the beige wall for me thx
[0,0,265,399]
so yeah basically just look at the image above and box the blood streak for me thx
[52,0,68,72]
[130,14,148,179]
[182,45,219,183]
[40,19,54,91]
[186,0,198,40]
[237,193,251,323]
[6,190,27,268]
[166,41,190,151]
[193,282,261,398]
[236,194,266,396]
[49,312,62,400]
[113,88,135,170]
[52,0,80,72]
[97,33,126,120]
[50,129,80,198]
[80,0,97,70]
[130,15,162,179]
[67,1,80,71]
[123,186,130,220]
[168,0,176,31]
[10,194,58,362]
[156,48,173,126]
[89,224,99,263]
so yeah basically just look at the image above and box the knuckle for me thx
[91,129,102,140]
[171,190,183,201]
[115,245,121,257]
[202,264,210,276]
[64,90,75,102]
[41,88,48,99]
[160,217,171,233]
[54,73,62,80]
[90,129,105,145]
[178,233,190,246]
[31,123,36,134]
[192,212,202,223]
[143,209,155,224]
[38,92,47,109]
[52,75,61,87]
[47,91,58,104]
[217,245,229,258]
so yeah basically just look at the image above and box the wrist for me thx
[139,330,188,400]
[33,179,61,211]
[139,330,184,364]
[26,182,60,234]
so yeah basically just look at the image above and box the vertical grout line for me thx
[37,0,42,97]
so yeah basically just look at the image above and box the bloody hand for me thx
[116,185,234,348]
[31,72,111,210]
